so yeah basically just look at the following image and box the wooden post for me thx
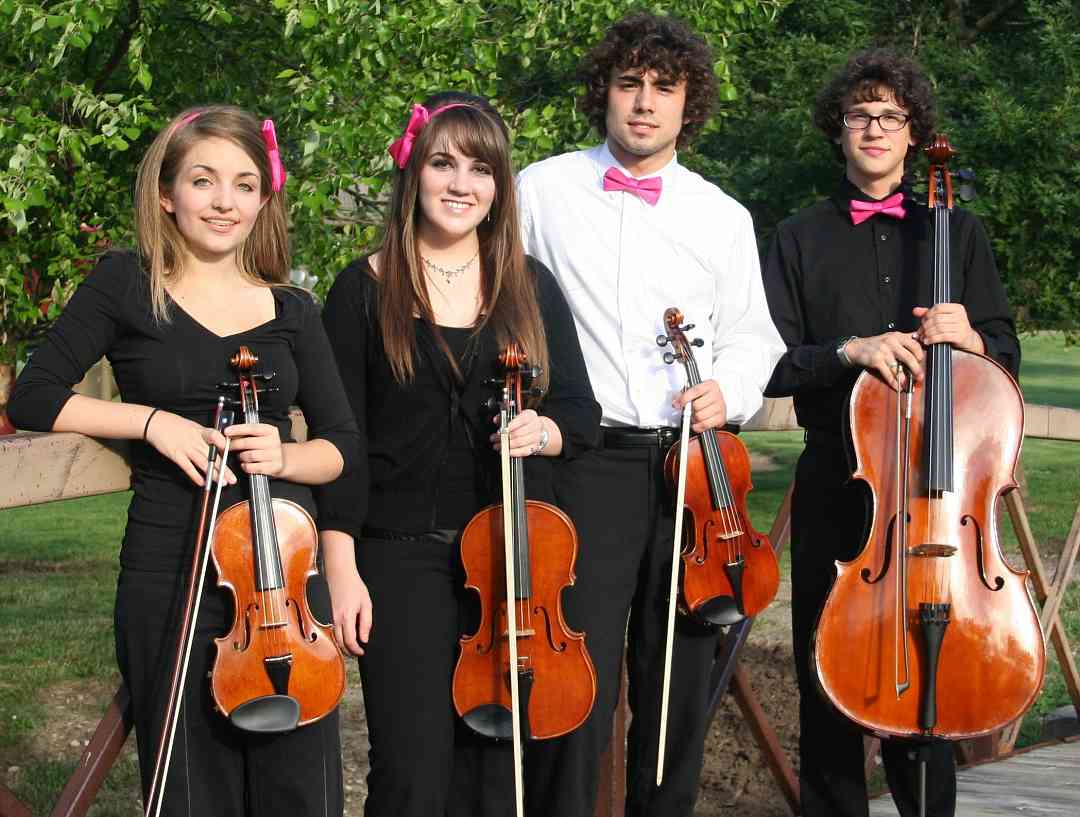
[48,686,132,817]
[593,673,627,817]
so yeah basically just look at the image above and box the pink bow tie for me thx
[849,192,906,225]
[603,166,662,206]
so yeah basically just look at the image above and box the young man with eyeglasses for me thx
[761,48,1019,817]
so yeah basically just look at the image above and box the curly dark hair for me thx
[814,47,937,155]
[577,12,717,148]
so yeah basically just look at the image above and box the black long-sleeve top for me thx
[316,255,601,540]
[762,178,1020,434]
[9,251,360,572]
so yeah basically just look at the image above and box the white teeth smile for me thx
[205,219,235,226]
[445,201,470,211]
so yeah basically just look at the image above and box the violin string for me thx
[249,380,286,657]
[513,388,530,635]
[248,386,277,655]
[685,348,739,562]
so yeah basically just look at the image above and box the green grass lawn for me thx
[0,333,1076,814]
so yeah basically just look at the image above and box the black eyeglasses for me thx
[842,111,911,132]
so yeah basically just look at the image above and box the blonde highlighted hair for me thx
[133,105,290,321]
[378,92,549,393]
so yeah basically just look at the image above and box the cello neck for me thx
[925,150,956,494]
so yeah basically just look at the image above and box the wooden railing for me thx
[2,397,1079,817]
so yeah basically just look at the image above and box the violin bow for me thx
[499,396,526,817]
[144,400,234,817]
[656,400,693,786]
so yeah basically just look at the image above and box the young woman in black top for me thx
[9,106,359,817]
[317,92,600,816]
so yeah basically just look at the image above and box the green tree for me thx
[0,0,784,364]
[697,0,1080,334]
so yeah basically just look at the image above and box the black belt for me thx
[361,526,459,545]
[601,426,678,449]
[804,428,844,447]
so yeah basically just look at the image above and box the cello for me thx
[453,342,597,813]
[812,137,1045,780]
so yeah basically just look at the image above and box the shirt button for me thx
[881,234,888,241]
[883,276,892,283]
[887,322,896,329]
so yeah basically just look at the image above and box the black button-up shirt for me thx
[762,178,1019,434]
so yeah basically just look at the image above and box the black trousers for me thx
[525,446,724,817]
[115,568,343,817]
[791,438,956,817]
[354,532,512,817]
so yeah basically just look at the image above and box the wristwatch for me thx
[836,336,858,368]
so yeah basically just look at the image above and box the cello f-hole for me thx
[963,514,1005,592]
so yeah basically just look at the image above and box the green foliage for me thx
[0,0,782,353]
[2,0,1077,360]
[695,0,1080,335]
[271,0,784,290]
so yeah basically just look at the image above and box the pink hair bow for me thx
[261,119,287,192]
[387,102,472,169]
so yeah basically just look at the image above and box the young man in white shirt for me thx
[517,12,785,817]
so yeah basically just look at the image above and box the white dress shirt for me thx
[517,142,785,427]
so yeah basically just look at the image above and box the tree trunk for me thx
[0,362,16,435]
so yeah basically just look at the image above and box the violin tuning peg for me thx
[485,377,502,388]
[663,352,676,365]
[691,338,704,348]
[484,397,499,411]
[656,335,670,347]
[682,323,695,332]
[530,386,546,397]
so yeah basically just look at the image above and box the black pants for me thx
[791,439,956,817]
[525,446,723,817]
[354,532,512,817]
[115,568,343,817]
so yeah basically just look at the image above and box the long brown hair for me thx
[133,105,290,321]
[377,92,549,392]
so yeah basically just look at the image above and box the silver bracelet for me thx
[837,336,858,368]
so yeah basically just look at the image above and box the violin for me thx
[453,343,597,812]
[657,308,779,625]
[209,346,345,732]
[812,136,1045,745]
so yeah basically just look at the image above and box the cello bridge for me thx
[908,544,957,558]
